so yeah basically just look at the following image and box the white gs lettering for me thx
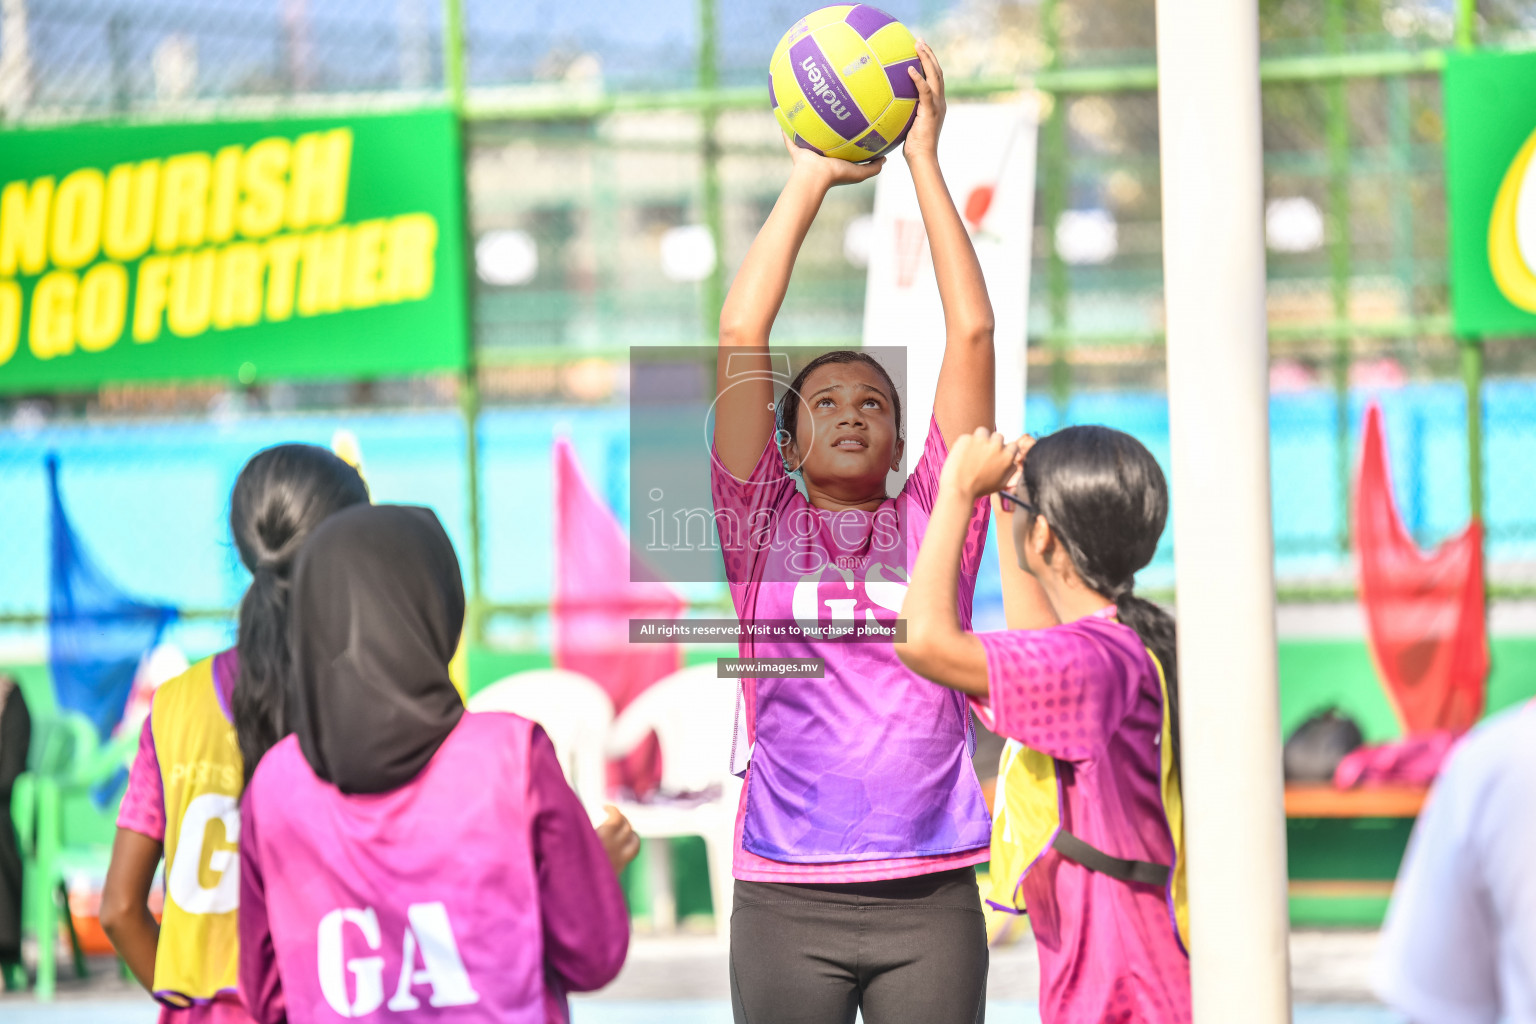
[861,562,907,619]
[792,564,907,632]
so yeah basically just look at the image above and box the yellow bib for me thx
[986,650,1189,950]
[150,656,243,1005]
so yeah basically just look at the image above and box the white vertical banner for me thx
[861,100,1039,452]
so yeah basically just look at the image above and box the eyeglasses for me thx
[998,491,1038,516]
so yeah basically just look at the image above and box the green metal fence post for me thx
[1462,340,1484,522]
[1326,0,1353,555]
[1455,0,1484,528]
[32,777,59,1001]
[107,14,131,115]
[699,0,726,342]
[590,121,620,340]
[444,0,486,645]
[443,0,466,110]
[1040,0,1071,418]
[1456,0,1477,52]
[1387,75,1415,322]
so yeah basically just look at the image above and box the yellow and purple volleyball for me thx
[769,5,921,163]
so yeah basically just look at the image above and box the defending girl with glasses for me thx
[897,426,1192,1024]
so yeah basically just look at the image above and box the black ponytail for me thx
[1115,593,1179,766]
[230,444,368,788]
[1022,426,1178,759]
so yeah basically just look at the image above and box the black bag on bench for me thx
[1284,709,1364,783]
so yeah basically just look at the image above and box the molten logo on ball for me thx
[769,4,922,162]
[800,55,856,123]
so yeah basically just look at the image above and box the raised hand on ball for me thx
[902,39,947,163]
[783,131,886,187]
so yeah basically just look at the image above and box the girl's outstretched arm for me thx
[904,41,996,446]
[897,428,1018,695]
[714,138,884,480]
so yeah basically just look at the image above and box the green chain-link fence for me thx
[4,0,1536,638]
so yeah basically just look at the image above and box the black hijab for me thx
[287,504,466,794]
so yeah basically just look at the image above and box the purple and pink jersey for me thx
[118,649,250,1024]
[238,712,629,1024]
[711,416,993,882]
[976,609,1191,1024]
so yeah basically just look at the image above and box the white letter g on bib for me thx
[166,793,240,915]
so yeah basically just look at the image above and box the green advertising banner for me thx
[1446,50,1536,338]
[0,107,466,392]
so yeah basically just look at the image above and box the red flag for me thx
[552,437,682,797]
[1355,403,1489,736]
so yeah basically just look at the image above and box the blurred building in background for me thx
[2,0,1536,633]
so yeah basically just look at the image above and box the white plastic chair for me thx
[605,663,741,941]
[467,669,615,818]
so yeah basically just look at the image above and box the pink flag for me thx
[552,437,682,797]
[1356,403,1488,736]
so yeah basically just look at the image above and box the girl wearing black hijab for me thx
[238,505,637,1024]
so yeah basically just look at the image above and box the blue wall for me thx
[3,380,1534,646]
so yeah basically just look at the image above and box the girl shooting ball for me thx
[898,427,1192,1024]
[713,37,998,1024]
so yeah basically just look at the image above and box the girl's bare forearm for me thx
[101,828,164,992]
[897,488,990,696]
[907,489,969,635]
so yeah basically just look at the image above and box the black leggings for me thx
[729,867,988,1024]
